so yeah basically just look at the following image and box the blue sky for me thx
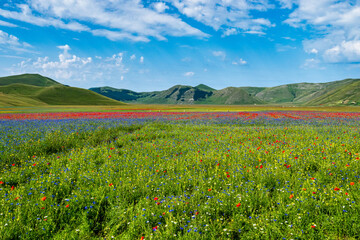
[0,0,359,91]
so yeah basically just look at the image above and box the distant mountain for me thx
[90,84,214,104]
[90,78,360,106]
[0,74,125,106]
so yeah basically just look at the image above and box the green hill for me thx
[0,74,61,87]
[0,74,125,106]
[306,79,360,106]
[195,84,215,92]
[90,78,360,106]
[91,85,214,104]
[198,87,262,105]
[90,87,145,101]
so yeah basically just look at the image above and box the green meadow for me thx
[1,110,360,239]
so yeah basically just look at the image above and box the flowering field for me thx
[1,111,360,239]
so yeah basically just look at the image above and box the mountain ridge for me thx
[90,78,360,106]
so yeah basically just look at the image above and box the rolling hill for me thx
[0,74,125,106]
[91,78,360,106]
[90,85,215,104]
[1,73,359,106]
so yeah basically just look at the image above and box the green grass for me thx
[0,84,125,106]
[0,74,61,87]
[1,117,360,239]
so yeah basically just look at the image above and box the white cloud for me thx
[232,58,247,65]
[140,56,144,63]
[168,0,275,36]
[285,0,360,63]
[0,30,33,52]
[130,54,136,60]
[0,4,89,31]
[0,1,208,42]
[12,46,132,86]
[91,29,150,42]
[32,45,92,74]
[212,51,226,60]
[276,0,296,9]
[301,58,323,69]
[184,71,194,77]
[152,2,169,13]
[0,20,17,27]
[282,36,296,41]
[308,48,318,54]
[324,40,360,63]
[0,30,21,46]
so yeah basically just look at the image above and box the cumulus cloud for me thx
[184,71,194,77]
[140,56,144,63]
[232,58,247,65]
[324,40,360,63]
[152,2,169,13]
[29,44,92,80]
[285,0,360,63]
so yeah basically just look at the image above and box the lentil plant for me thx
[0,112,360,239]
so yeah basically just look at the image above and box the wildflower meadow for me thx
[1,111,360,239]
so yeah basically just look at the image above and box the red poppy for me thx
[154,197,158,201]
[140,237,145,240]
[311,225,316,229]
[350,182,355,186]
[41,196,47,201]
[0,181,3,184]
[156,202,160,205]
[289,194,294,199]
[12,164,15,166]
[208,189,212,191]
[260,165,263,169]
[11,186,14,191]
[66,204,69,208]
[334,187,340,191]
[227,174,230,178]
[345,192,349,196]
[109,183,113,187]
[33,163,36,166]
[236,203,241,207]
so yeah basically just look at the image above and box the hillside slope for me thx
[306,80,360,106]
[90,79,360,105]
[198,87,262,105]
[0,74,61,87]
[0,74,125,106]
